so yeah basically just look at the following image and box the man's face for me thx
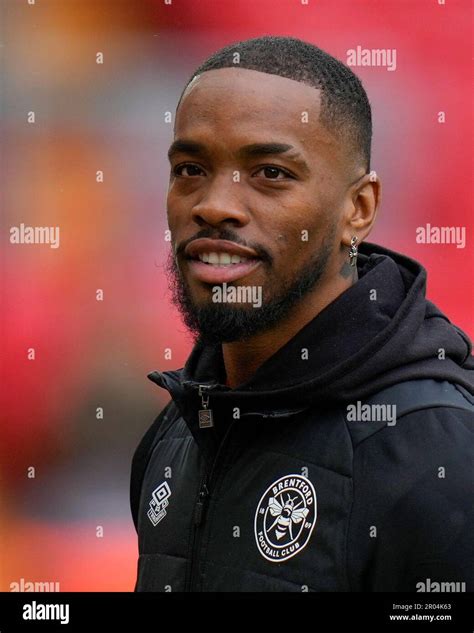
[166,67,356,343]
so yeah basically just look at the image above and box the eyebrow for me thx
[237,142,296,158]
[167,140,206,161]
[167,140,310,174]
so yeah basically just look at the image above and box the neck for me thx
[222,266,357,388]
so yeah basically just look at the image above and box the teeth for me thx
[198,252,248,265]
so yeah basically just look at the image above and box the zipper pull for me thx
[194,482,210,526]
[198,385,214,429]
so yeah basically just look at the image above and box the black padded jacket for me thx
[130,243,474,592]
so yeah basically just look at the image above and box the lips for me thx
[187,258,262,284]
[184,238,262,284]
[185,238,259,260]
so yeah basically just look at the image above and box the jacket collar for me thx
[148,241,474,420]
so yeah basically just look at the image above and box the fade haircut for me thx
[177,35,372,173]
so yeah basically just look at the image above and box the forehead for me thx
[175,67,338,162]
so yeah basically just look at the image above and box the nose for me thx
[191,175,250,228]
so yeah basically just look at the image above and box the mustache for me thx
[174,227,273,264]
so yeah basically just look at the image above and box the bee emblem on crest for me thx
[254,474,317,562]
[268,494,310,541]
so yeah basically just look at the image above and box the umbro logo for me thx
[147,481,171,527]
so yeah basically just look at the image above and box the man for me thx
[130,36,473,592]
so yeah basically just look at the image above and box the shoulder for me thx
[130,401,181,530]
[132,401,180,464]
[345,379,473,450]
[346,382,473,590]
[348,380,473,493]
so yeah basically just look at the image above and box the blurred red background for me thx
[1,0,472,591]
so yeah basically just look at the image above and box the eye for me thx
[254,166,294,180]
[172,163,205,177]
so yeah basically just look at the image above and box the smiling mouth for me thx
[182,238,263,284]
[193,251,252,266]
[185,254,262,284]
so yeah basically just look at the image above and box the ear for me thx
[341,171,381,248]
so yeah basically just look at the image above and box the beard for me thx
[166,227,336,344]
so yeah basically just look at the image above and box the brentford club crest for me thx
[254,474,317,562]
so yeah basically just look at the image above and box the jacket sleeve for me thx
[347,406,474,592]
[129,400,175,533]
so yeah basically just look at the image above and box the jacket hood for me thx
[148,242,474,414]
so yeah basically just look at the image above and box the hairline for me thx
[174,67,364,177]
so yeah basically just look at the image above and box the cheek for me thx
[166,192,186,233]
[267,203,329,261]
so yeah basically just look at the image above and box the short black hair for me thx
[178,35,372,172]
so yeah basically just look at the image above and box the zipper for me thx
[185,384,307,590]
[197,384,214,428]
[186,395,236,592]
[186,471,210,591]
[194,477,210,527]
